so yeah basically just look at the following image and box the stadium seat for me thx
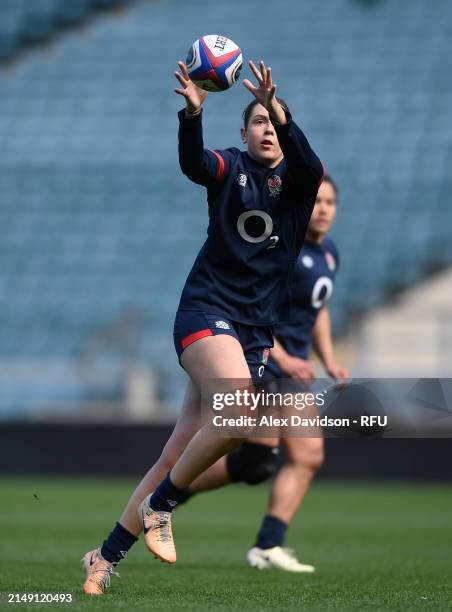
[0,0,133,65]
[20,0,59,43]
[1,0,451,412]
[0,0,27,60]
[91,0,129,8]
[55,0,92,25]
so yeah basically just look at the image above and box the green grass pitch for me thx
[0,478,451,611]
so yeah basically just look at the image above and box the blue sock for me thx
[255,515,288,549]
[101,522,138,565]
[149,473,190,512]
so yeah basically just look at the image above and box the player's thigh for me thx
[283,435,324,468]
[181,334,252,389]
[181,335,256,440]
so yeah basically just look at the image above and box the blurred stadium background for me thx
[1,3,452,609]
[0,0,451,469]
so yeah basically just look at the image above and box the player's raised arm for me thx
[175,61,231,186]
[243,59,323,190]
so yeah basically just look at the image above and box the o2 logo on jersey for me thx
[311,276,333,309]
[236,210,279,249]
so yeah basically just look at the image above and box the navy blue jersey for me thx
[272,237,339,362]
[177,108,323,326]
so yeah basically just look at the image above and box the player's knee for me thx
[307,446,324,473]
[286,439,324,473]
[226,442,280,485]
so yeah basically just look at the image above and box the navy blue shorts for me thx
[173,310,274,382]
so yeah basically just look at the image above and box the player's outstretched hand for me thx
[174,61,208,114]
[243,60,286,124]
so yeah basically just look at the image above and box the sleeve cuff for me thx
[271,108,292,129]
[178,108,203,122]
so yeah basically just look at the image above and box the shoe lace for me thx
[91,565,120,591]
[156,513,172,543]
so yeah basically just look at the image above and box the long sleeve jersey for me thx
[269,237,339,377]
[176,107,323,326]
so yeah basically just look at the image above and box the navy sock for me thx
[101,522,138,565]
[255,515,288,549]
[176,489,194,506]
[149,473,190,512]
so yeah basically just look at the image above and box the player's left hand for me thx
[325,362,351,383]
[243,60,286,124]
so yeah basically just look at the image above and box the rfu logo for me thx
[325,251,336,271]
[237,173,247,187]
[268,175,283,197]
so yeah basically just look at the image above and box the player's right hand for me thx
[281,356,315,381]
[243,60,286,124]
[174,61,208,114]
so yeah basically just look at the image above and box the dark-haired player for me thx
[247,175,350,572]
[82,59,323,594]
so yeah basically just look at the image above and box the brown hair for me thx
[242,97,290,127]
[322,174,338,198]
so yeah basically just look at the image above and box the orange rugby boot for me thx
[82,548,119,595]
[138,494,177,563]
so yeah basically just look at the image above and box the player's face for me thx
[309,181,337,236]
[241,104,284,168]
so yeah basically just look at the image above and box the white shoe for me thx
[247,546,315,573]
